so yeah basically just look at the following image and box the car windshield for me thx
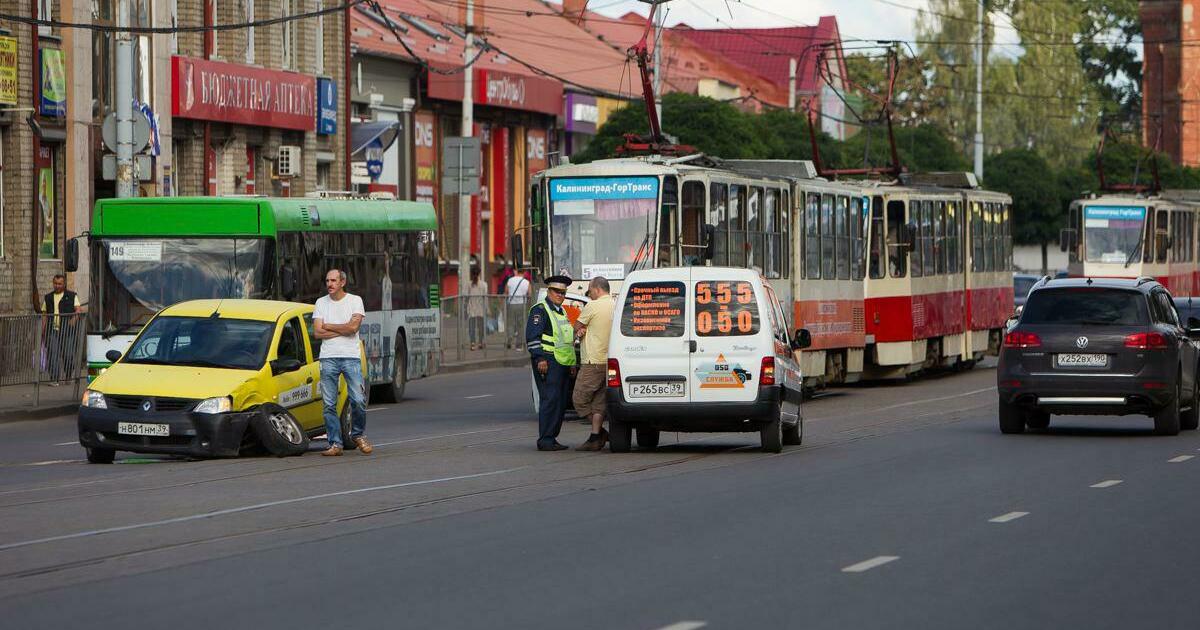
[91,238,274,336]
[123,316,274,370]
[1083,206,1146,264]
[1021,288,1148,326]
[549,177,659,280]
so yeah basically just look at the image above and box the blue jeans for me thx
[320,357,367,446]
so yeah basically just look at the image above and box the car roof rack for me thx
[1035,275,1052,288]
[1136,276,1157,285]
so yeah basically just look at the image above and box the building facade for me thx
[1141,0,1196,165]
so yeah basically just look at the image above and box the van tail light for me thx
[1003,331,1041,348]
[1125,332,1168,350]
[760,357,776,386]
[607,359,622,387]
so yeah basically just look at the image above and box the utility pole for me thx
[115,0,135,197]
[652,6,662,133]
[458,0,474,299]
[973,0,984,181]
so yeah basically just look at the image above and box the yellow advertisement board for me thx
[0,36,17,106]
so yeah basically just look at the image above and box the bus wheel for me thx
[371,337,408,404]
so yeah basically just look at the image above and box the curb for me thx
[0,403,77,424]
[438,356,528,375]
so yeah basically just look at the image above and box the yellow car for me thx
[78,299,364,463]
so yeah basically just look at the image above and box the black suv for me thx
[996,277,1200,435]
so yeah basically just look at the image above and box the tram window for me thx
[852,197,866,280]
[946,201,960,274]
[710,183,729,265]
[921,201,934,277]
[1156,210,1169,263]
[749,186,765,273]
[837,196,850,280]
[764,189,779,278]
[729,185,746,267]
[909,201,922,278]
[1144,207,1154,263]
[933,201,946,275]
[681,181,706,266]
[870,196,885,279]
[781,190,790,279]
[1067,204,1081,264]
[887,199,907,278]
[969,202,981,272]
[806,193,820,279]
[822,194,836,279]
[980,203,992,272]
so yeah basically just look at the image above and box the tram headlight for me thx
[82,390,107,409]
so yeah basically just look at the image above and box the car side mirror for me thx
[270,358,304,375]
[702,224,716,261]
[791,328,812,350]
[280,265,297,300]
[105,349,122,363]
[64,237,79,272]
[510,234,524,268]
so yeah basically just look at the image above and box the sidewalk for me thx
[0,381,82,423]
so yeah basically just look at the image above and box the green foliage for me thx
[1076,0,1142,124]
[984,148,1060,245]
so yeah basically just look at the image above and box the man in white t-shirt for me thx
[504,271,530,349]
[313,269,370,456]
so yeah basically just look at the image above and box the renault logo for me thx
[142,400,152,412]
[1076,336,1089,349]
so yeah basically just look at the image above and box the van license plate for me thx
[117,422,170,437]
[628,382,685,398]
[1057,353,1108,368]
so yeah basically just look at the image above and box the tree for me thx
[984,148,1059,272]
[1076,0,1142,124]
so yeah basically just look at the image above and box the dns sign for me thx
[414,120,434,148]
[527,133,545,161]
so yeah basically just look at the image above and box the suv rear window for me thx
[695,280,760,336]
[1021,288,1148,326]
[621,281,685,337]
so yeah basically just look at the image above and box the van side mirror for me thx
[510,234,524,268]
[105,349,122,363]
[702,224,716,261]
[791,328,812,350]
[280,265,298,300]
[270,358,304,375]
[64,237,79,272]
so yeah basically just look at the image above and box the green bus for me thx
[81,196,440,401]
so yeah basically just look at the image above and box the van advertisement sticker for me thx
[694,353,752,389]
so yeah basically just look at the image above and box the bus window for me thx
[869,196,885,279]
[836,196,850,280]
[851,197,865,280]
[681,181,705,266]
[886,199,907,278]
[710,183,729,265]
[821,194,836,279]
[806,193,820,279]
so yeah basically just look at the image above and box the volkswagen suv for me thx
[996,277,1200,435]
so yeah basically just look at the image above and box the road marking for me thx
[989,511,1029,523]
[53,441,77,446]
[655,623,707,630]
[372,427,510,447]
[841,555,900,573]
[0,467,524,552]
[1169,455,1195,463]
[1090,480,1123,488]
[366,407,385,412]
[465,394,494,400]
[24,460,79,466]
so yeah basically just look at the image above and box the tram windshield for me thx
[548,176,659,280]
[1083,206,1146,264]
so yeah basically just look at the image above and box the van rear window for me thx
[621,281,685,337]
[695,280,759,336]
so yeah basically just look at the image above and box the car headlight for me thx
[194,396,233,414]
[82,390,107,409]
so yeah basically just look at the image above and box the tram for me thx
[520,156,1014,387]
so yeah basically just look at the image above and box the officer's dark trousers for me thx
[535,361,571,447]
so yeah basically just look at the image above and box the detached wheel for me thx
[635,427,660,450]
[1154,384,1182,436]
[1181,379,1199,431]
[371,336,408,404]
[252,405,309,456]
[998,400,1026,434]
[609,419,632,453]
[761,417,783,453]
[85,446,115,464]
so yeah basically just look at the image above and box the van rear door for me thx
[616,270,692,403]
[690,271,764,404]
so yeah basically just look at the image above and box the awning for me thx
[350,120,401,158]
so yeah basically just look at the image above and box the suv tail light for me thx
[1124,332,1168,349]
[607,358,622,387]
[760,357,776,386]
[1003,331,1041,348]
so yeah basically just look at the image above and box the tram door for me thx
[680,180,706,265]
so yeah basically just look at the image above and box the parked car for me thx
[78,299,363,463]
[1174,296,1200,329]
[1013,273,1040,311]
[997,277,1200,435]
[606,267,809,453]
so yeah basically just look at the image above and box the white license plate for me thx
[117,422,170,437]
[1057,353,1108,367]
[628,382,686,398]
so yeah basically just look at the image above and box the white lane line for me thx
[841,555,900,573]
[53,441,77,446]
[465,394,494,400]
[0,467,524,552]
[366,407,386,412]
[989,511,1029,523]
[655,623,707,630]
[1090,480,1123,488]
[24,460,79,467]
[372,427,510,447]
[1168,455,1195,463]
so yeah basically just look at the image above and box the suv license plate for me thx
[1057,353,1108,368]
[628,382,685,398]
[117,422,170,437]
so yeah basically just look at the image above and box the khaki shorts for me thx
[572,363,608,418]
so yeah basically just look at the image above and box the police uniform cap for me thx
[545,275,572,291]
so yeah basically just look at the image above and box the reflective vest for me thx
[533,299,577,367]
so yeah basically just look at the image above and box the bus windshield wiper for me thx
[1124,232,1145,268]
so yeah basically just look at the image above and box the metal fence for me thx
[441,294,534,363]
[0,314,87,402]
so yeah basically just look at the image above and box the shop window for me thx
[282,0,297,69]
[37,148,58,260]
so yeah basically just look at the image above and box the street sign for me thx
[442,136,481,195]
[101,111,152,154]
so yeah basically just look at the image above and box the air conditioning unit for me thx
[277,146,302,177]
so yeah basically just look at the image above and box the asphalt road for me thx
[2,363,1200,629]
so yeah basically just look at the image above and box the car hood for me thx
[91,363,258,400]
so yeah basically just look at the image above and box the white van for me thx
[606,267,810,453]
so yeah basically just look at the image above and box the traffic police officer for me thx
[527,275,577,451]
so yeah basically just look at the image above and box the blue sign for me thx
[317,78,337,136]
[549,177,659,201]
[1084,206,1146,220]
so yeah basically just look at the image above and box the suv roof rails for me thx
[1035,275,1052,288]
[1136,276,1157,285]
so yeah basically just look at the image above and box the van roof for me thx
[624,266,766,282]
